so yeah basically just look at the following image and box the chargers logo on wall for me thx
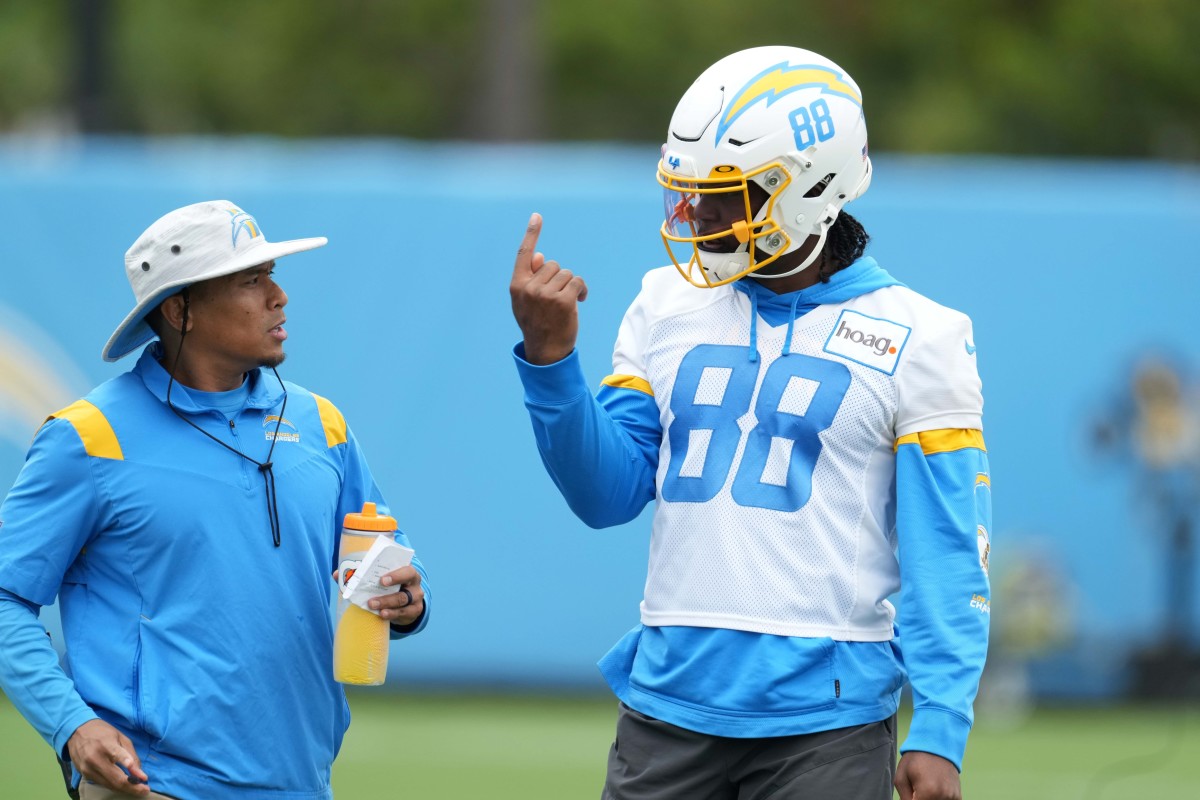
[0,305,88,458]
[822,310,911,374]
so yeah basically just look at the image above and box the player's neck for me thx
[750,266,822,295]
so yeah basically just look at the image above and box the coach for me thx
[0,201,429,799]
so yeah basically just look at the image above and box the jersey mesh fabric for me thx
[626,266,981,641]
[640,296,899,639]
[514,258,988,760]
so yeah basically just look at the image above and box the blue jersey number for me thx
[662,345,851,511]
[789,98,836,150]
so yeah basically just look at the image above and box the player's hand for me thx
[369,564,425,627]
[68,719,152,796]
[509,212,588,365]
[894,751,961,800]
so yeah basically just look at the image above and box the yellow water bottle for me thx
[333,502,394,685]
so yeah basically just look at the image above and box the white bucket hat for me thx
[102,200,327,361]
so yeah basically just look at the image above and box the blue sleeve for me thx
[0,419,107,753]
[894,438,991,771]
[0,418,104,607]
[0,590,98,753]
[513,344,660,529]
[336,424,431,638]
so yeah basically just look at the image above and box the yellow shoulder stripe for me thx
[601,374,654,396]
[894,429,986,455]
[47,400,124,460]
[311,393,347,448]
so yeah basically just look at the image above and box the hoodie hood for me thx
[731,257,903,361]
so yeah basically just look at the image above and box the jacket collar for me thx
[133,342,286,413]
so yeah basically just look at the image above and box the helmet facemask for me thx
[659,162,795,288]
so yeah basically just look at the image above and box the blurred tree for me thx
[0,0,1196,160]
[0,1,69,134]
[470,0,543,140]
[70,0,113,131]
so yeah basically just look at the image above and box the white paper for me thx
[341,536,416,612]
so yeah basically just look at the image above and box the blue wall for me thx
[2,137,1198,695]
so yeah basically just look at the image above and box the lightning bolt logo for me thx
[716,62,862,145]
[227,207,262,248]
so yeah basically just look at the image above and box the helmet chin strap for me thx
[695,249,749,284]
[694,226,828,286]
[751,225,830,280]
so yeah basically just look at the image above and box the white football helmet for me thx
[659,46,872,287]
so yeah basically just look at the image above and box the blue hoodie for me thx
[514,258,988,769]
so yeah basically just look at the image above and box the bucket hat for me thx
[102,200,327,361]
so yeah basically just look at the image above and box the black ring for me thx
[398,587,414,607]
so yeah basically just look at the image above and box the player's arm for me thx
[514,346,659,527]
[891,311,990,788]
[894,431,991,771]
[509,213,659,527]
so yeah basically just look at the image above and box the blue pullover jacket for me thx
[0,344,429,799]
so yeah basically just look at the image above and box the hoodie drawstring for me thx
[747,290,760,363]
[781,292,803,357]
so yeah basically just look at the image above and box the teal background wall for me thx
[2,137,1198,695]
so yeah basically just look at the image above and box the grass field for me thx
[3,692,1198,799]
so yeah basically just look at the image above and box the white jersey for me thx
[610,266,983,640]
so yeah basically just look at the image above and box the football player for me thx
[510,45,990,800]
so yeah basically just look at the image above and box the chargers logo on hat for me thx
[716,62,863,145]
[227,207,262,248]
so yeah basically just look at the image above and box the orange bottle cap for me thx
[342,501,397,532]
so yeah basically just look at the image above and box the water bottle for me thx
[333,502,395,685]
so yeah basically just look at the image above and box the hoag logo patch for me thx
[822,310,911,374]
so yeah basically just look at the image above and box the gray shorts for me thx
[79,782,181,800]
[602,703,896,800]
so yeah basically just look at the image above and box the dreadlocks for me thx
[816,211,870,283]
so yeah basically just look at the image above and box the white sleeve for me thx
[894,308,983,436]
[610,273,653,381]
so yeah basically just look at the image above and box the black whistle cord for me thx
[164,289,287,547]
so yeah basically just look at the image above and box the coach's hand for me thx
[510,212,588,365]
[370,565,425,628]
[894,751,961,800]
[68,718,152,796]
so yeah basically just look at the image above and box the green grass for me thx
[3,692,1198,799]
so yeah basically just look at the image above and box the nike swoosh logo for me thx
[965,341,977,355]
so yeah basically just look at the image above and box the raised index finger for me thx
[512,212,543,280]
